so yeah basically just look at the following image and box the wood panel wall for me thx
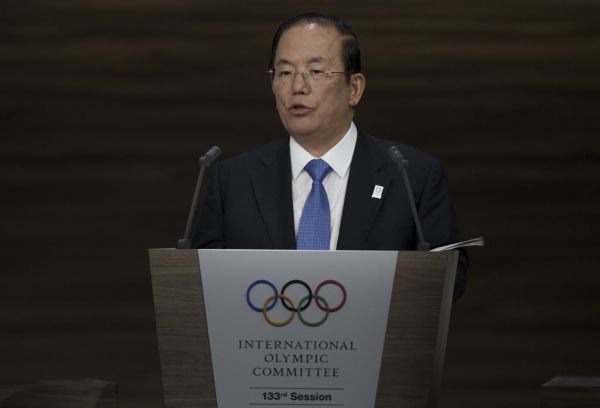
[1,1,599,407]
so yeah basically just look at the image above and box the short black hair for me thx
[269,12,361,81]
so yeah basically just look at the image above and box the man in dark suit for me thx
[192,13,467,300]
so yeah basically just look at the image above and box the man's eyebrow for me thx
[274,58,292,66]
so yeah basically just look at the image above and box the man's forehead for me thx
[274,24,342,65]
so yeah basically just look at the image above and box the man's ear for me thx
[349,73,366,107]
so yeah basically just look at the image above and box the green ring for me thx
[296,295,329,327]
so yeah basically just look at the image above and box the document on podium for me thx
[430,236,485,252]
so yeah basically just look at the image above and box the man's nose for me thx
[292,71,310,93]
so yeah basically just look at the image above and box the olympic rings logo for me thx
[246,279,347,327]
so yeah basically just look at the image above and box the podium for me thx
[149,249,457,408]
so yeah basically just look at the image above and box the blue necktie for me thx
[297,159,333,250]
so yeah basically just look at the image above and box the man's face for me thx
[271,23,364,145]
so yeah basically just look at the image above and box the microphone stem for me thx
[181,164,207,245]
[398,164,430,250]
[176,146,222,249]
[388,146,430,251]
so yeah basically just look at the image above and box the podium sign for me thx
[149,249,457,408]
[200,250,397,408]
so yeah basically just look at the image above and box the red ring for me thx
[315,280,346,312]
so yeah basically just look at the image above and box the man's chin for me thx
[283,122,318,139]
[289,129,321,141]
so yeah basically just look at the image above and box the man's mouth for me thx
[288,104,313,116]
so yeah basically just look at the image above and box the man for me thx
[191,13,467,300]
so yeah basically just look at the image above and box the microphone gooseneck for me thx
[387,146,430,251]
[177,146,222,249]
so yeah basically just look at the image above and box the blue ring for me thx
[246,280,278,312]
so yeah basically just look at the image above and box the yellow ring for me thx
[263,294,295,327]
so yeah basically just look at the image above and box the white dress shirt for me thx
[290,122,358,250]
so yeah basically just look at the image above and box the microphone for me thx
[176,146,222,249]
[387,146,430,251]
[199,145,221,167]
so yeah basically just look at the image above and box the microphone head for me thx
[387,145,408,169]
[199,146,222,166]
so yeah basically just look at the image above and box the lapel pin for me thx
[371,185,384,199]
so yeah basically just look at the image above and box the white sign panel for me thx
[199,249,397,408]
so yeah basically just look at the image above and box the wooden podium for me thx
[149,249,457,408]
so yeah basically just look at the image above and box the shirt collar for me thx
[290,122,358,180]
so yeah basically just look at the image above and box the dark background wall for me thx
[2,1,599,407]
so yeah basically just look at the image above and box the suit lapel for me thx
[337,131,393,249]
[250,140,296,249]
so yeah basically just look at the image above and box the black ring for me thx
[280,279,312,312]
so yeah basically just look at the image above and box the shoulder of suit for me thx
[215,138,288,171]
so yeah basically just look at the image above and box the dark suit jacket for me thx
[192,129,467,300]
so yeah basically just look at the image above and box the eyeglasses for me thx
[267,66,346,83]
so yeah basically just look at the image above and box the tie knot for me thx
[304,159,332,183]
